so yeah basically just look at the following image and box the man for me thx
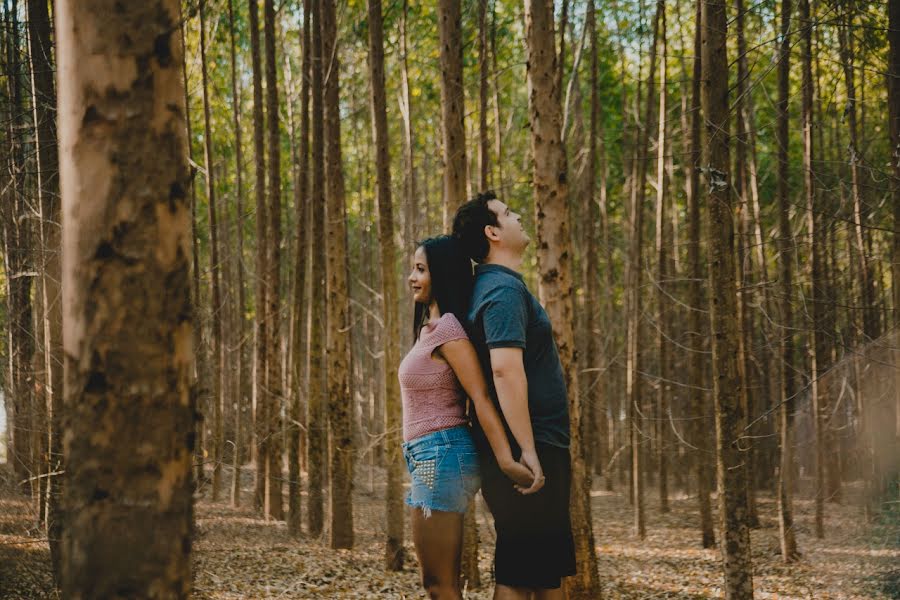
[452,192,576,599]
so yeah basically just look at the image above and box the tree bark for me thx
[700,0,755,596]
[56,1,194,595]
[307,0,326,538]
[438,0,467,228]
[686,0,715,548]
[524,0,599,596]
[889,0,900,457]
[226,0,247,509]
[775,0,800,562]
[199,0,225,505]
[478,0,490,190]
[26,0,62,574]
[365,0,404,570]
[800,0,825,539]
[263,0,284,522]
[249,0,269,513]
[321,0,355,549]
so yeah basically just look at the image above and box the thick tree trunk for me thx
[700,1,754,596]
[263,0,284,522]
[889,0,900,458]
[321,0,354,550]
[686,0,715,548]
[438,0,467,228]
[523,0,599,596]
[56,1,194,596]
[365,0,404,570]
[775,0,800,562]
[307,0,326,538]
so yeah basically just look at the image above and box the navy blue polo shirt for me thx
[466,263,570,449]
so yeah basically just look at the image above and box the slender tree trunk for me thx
[199,0,225,505]
[524,0,599,596]
[56,1,194,596]
[398,0,418,282]
[628,0,661,540]
[26,0,62,574]
[365,0,404,570]
[799,0,825,539]
[686,0,715,548]
[322,0,354,549]
[654,6,670,515]
[438,0,467,228]
[227,0,247,509]
[700,1,754,596]
[490,2,505,192]
[263,0,284,522]
[889,0,900,459]
[478,0,490,190]
[307,0,326,538]
[249,0,269,513]
[775,0,800,562]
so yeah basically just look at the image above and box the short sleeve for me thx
[431,313,469,347]
[480,284,528,349]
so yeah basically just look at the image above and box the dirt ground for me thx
[1,464,897,599]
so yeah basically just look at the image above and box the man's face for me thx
[486,199,530,253]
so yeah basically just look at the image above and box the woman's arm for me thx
[438,338,542,491]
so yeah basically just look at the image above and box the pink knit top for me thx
[399,312,469,442]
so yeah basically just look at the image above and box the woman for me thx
[399,235,536,599]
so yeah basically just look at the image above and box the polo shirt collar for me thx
[475,263,524,282]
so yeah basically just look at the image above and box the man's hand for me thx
[514,448,545,495]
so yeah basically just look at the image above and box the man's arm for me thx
[490,346,544,494]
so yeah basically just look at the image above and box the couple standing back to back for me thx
[398,192,576,600]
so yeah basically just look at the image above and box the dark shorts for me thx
[479,442,576,589]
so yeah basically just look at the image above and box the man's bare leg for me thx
[494,584,532,600]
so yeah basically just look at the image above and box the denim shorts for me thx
[402,425,481,517]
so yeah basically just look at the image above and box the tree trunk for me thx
[889,0,900,460]
[56,1,194,595]
[26,0,62,575]
[478,0,490,190]
[700,1,754,596]
[322,0,354,550]
[523,0,599,596]
[775,0,800,562]
[263,0,284,522]
[686,0,715,548]
[307,0,326,538]
[654,5,670,515]
[438,0,467,228]
[226,0,247,509]
[365,0,404,570]
[249,0,269,513]
[628,0,661,540]
[800,0,825,539]
[199,0,225,505]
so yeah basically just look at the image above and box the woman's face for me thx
[408,246,432,304]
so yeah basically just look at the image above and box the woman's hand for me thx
[498,457,536,488]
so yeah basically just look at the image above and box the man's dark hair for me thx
[451,190,500,263]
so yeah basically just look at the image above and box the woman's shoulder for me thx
[431,312,469,343]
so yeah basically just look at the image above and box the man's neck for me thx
[484,249,523,273]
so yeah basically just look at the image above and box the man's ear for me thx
[484,224,500,242]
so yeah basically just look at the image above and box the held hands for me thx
[513,448,545,495]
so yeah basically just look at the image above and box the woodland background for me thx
[0,0,898,598]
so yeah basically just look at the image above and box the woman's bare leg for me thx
[411,508,465,600]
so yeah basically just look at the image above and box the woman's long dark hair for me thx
[412,235,474,341]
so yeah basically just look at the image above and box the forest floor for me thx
[1,463,898,599]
